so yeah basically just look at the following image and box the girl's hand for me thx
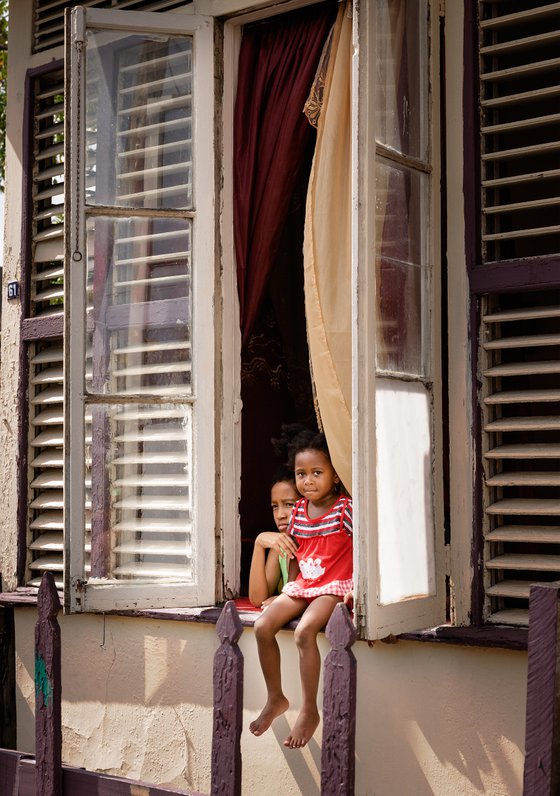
[343,591,354,610]
[270,533,299,560]
[261,595,277,609]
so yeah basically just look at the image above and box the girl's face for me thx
[294,449,340,505]
[271,480,299,533]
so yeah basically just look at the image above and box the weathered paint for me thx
[523,585,560,795]
[12,609,527,796]
[211,601,243,796]
[321,604,357,796]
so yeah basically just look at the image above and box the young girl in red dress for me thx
[249,428,353,749]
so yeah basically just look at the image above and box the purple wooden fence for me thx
[321,603,357,796]
[523,583,560,796]
[0,577,359,794]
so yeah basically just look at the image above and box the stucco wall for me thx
[14,609,526,795]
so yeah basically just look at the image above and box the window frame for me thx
[353,0,447,639]
[64,7,218,612]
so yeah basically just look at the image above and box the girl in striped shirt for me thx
[249,428,353,749]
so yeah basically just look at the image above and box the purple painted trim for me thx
[0,592,530,649]
[399,624,528,651]
[21,315,64,342]
[470,257,560,295]
[470,295,484,625]
[321,605,357,796]
[0,604,17,749]
[17,62,64,586]
[35,573,62,796]
[523,584,560,793]
[211,602,243,796]
[17,758,201,796]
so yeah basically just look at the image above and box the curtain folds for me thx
[233,5,336,347]
[303,2,353,492]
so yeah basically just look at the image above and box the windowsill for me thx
[0,589,529,649]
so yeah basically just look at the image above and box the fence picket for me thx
[211,601,244,796]
[35,572,62,796]
[320,603,357,796]
[523,584,560,795]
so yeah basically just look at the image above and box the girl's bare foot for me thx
[284,707,320,748]
[249,695,289,736]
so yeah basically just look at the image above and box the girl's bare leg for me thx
[250,594,307,737]
[285,594,341,749]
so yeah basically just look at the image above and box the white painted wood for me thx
[64,8,217,612]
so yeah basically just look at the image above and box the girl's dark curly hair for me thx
[271,424,331,470]
[269,463,296,489]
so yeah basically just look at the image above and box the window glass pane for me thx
[86,403,193,583]
[86,30,193,209]
[375,160,428,375]
[375,0,428,160]
[85,216,192,396]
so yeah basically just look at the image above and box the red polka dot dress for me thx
[282,496,353,600]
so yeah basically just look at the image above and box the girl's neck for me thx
[306,492,339,519]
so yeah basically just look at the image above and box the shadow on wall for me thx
[353,640,526,796]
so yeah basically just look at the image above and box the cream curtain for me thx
[303,1,353,492]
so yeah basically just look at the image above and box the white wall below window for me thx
[14,610,526,796]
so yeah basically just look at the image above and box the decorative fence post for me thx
[321,603,357,796]
[523,584,560,796]
[35,572,62,796]
[211,601,244,796]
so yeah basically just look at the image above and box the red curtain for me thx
[234,3,337,347]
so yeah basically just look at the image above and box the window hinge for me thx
[438,0,445,17]
[71,6,85,45]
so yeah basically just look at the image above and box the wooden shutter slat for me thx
[485,417,560,432]
[480,29,560,56]
[487,554,560,571]
[113,341,190,356]
[484,333,560,349]
[482,85,560,108]
[480,56,560,82]
[483,224,560,242]
[113,363,191,378]
[486,472,560,487]
[482,168,560,189]
[31,471,64,489]
[29,532,63,552]
[486,498,560,515]
[114,519,192,534]
[120,72,192,96]
[485,389,560,404]
[118,139,192,161]
[487,526,560,543]
[32,408,63,427]
[115,475,188,488]
[116,184,192,203]
[117,116,189,139]
[114,496,190,511]
[114,541,192,556]
[484,361,560,377]
[479,3,560,29]
[114,252,190,268]
[486,580,533,598]
[482,141,560,162]
[484,197,560,216]
[112,562,192,578]
[481,112,560,135]
[485,444,560,459]
[484,306,560,323]
[487,609,529,626]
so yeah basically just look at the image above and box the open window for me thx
[64,7,216,611]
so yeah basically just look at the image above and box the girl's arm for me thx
[248,533,281,607]
[287,555,300,583]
